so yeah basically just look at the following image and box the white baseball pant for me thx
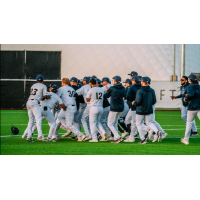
[81,104,91,136]
[184,110,200,140]
[181,106,197,132]
[100,106,111,137]
[89,106,105,140]
[136,114,158,140]
[26,100,43,139]
[107,111,122,140]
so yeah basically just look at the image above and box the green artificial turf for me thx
[0,110,200,155]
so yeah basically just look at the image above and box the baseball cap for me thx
[83,77,90,82]
[141,77,149,83]
[131,76,140,82]
[128,71,138,76]
[113,76,121,83]
[70,77,78,83]
[91,75,97,79]
[102,77,110,83]
[36,74,44,81]
[123,79,132,84]
[146,76,151,84]
[188,74,197,81]
[95,78,101,84]
[51,84,58,93]
[48,83,54,88]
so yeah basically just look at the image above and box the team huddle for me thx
[21,71,200,145]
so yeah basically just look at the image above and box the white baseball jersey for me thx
[40,92,63,109]
[76,84,91,104]
[86,86,104,107]
[28,83,47,102]
[57,85,76,106]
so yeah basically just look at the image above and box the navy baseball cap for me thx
[123,79,132,84]
[70,77,78,83]
[83,77,90,82]
[128,71,138,76]
[146,76,151,84]
[36,74,44,81]
[188,74,197,81]
[91,75,97,79]
[51,84,58,93]
[131,76,141,82]
[102,77,110,83]
[95,78,101,84]
[113,76,121,83]
[48,83,54,88]
[141,77,149,83]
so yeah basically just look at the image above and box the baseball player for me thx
[181,74,200,145]
[135,77,161,144]
[147,77,167,140]
[104,76,126,143]
[86,78,107,142]
[62,77,83,138]
[128,71,138,80]
[171,76,198,136]
[53,78,86,141]
[75,77,92,140]
[22,84,66,141]
[26,75,51,142]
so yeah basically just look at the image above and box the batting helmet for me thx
[11,126,19,135]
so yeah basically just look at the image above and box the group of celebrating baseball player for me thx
[22,71,200,145]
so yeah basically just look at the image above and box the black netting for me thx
[26,51,61,79]
[0,51,25,79]
[0,81,25,108]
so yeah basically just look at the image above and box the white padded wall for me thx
[2,44,200,81]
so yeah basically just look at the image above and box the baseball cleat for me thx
[102,132,107,140]
[89,139,98,142]
[190,131,198,137]
[26,137,35,142]
[162,132,168,139]
[71,136,78,140]
[37,137,48,142]
[22,133,28,139]
[181,138,189,145]
[152,132,158,142]
[124,137,135,142]
[144,133,149,141]
[52,134,61,140]
[47,137,56,142]
[121,132,129,139]
[138,139,147,144]
[111,137,123,143]
[62,130,72,138]
[97,133,102,140]
[99,138,107,141]
[77,134,86,141]
[107,136,114,141]
[157,131,163,142]
[83,135,92,141]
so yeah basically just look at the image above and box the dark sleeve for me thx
[126,87,133,102]
[175,94,182,99]
[152,89,157,105]
[135,89,142,106]
[104,88,112,99]
[185,85,194,101]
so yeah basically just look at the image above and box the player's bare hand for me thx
[170,96,175,100]
[132,101,135,105]
[105,85,109,90]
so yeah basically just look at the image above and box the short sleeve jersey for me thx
[40,92,63,109]
[86,86,104,107]
[28,83,47,102]
[76,84,91,104]
[57,85,76,106]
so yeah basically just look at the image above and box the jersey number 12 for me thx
[96,92,102,99]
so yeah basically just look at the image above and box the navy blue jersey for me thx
[175,83,189,107]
